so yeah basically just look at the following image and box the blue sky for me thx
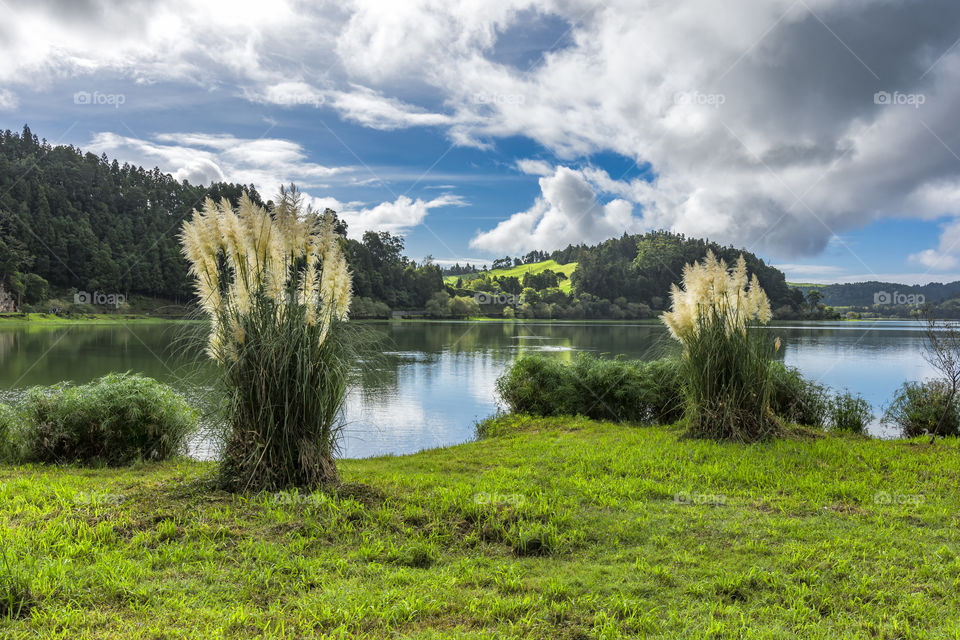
[3,0,960,284]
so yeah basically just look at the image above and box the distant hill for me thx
[791,281,960,307]
[443,260,577,292]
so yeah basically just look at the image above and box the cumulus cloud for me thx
[470,166,642,254]
[514,158,553,176]
[340,194,467,237]
[908,219,960,271]
[5,0,960,262]
[87,131,349,190]
[85,131,467,237]
[0,89,17,110]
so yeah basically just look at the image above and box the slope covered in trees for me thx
[0,126,259,302]
[561,231,803,313]
[0,126,443,313]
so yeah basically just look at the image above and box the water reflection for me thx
[0,319,939,454]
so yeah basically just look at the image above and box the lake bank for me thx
[0,313,198,326]
[1,415,957,638]
[0,319,938,448]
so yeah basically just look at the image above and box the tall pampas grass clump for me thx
[181,186,353,490]
[661,251,780,441]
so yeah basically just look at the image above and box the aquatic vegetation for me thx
[180,186,353,490]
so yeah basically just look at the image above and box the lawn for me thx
[1,415,958,638]
[443,260,578,293]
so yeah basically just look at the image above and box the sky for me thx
[2,0,960,285]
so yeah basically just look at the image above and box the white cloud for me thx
[340,194,467,237]
[247,81,326,108]
[87,131,349,190]
[327,86,455,130]
[86,130,467,237]
[908,218,960,271]
[514,159,553,176]
[470,166,643,254]
[5,0,960,262]
[0,89,17,110]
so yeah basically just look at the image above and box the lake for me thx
[0,319,936,457]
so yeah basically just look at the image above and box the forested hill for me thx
[0,126,445,311]
[0,125,260,300]
[791,281,960,307]
[553,232,803,313]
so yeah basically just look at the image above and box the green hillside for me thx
[444,260,578,292]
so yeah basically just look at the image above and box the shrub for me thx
[495,354,683,425]
[829,390,872,435]
[882,380,960,437]
[67,302,96,315]
[18,373,196,465]
[0,403,20,462]
[638,357,685,424]
[661,251,778,441]
[496,355,577,418]
[768,362,829,428]
[181,188,354,491]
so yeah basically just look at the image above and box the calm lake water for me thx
[0,320,936,456]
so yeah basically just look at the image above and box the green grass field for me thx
[0,313,194,325]
[1,415,958,638]
[444,260,578,293]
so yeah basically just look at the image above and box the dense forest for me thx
[0,126,443,315]
[560,231,802,313]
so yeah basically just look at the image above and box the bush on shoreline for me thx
[15,373,196,465]
[0,403,20,462]
[496,354,875,434]
[181,188,354,491]
[768,362,829,429]
[882,380,960,437]
[495,354,684,424]
[829,390,872,435]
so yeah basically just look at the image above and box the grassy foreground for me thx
[1,416,958,639]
